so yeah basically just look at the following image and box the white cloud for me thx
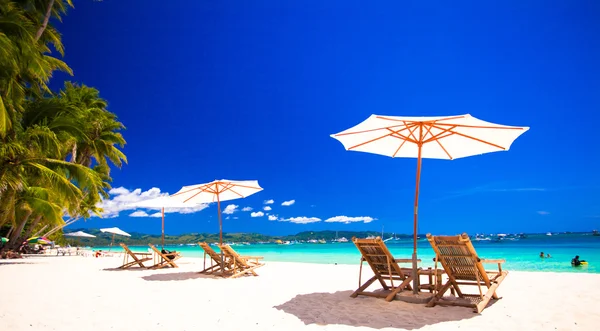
[264,206,272,211]
[129,210,149,217]
[97,186,209,218]
[108,187,130,195]
[242,207,253,212]
[268,215,278,221]
[97,187,164,218]
[226,216,230,220]
[149,212,162,218]
[251,211,265,217]
[264,199,274,205]
[281,200,295,206]
[233,217,239,219]
[282,216,321,224]
[223,204,238,215]
[537,211,550,215]
[324,216,376,224]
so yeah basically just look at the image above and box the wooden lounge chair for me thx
[148,244,181,269]
[118,243,152,269]
[426,233,508,313]
[218,244,264,278]
[351,237,418,301]
[198,242,230,274]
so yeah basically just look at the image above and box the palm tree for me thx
[0,1,126,253]
[0,0,72,137]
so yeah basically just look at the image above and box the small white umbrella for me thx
[100,227,131,250]
[131,196,204,249]
[170,179,263,245]
[331,114,529,293]
[64,231,96,238]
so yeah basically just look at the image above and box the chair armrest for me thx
[481,259,505,264]
[241,255,264,260]
[394,258,422,263]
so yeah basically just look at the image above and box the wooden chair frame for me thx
[148,244,181,269]
[351,237,419,301]
[118,243,152,269]
[218,244,264,278]
[426,233,508,313]
[198,242,229,274]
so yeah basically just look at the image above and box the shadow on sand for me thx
[142,271,220,281]
[274,290,478,330]
[0,261,35,266]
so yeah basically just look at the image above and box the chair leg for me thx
[426,281,452,308]
[350,276,378,298]
[385,276,413,302]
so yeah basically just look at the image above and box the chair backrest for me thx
[120,243,135,256]
[352,237,407,278]
[148,244,166,258]
[220,245,247,266]
[426,233,490,283]
[199,242,222,262]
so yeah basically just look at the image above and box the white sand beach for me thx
[1,256,598,331]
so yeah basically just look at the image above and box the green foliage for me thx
[0,0,126,251]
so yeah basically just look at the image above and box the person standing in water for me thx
[539,252,545,258]
[571,255,586,266]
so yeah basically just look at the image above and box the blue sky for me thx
[56,0,600,236]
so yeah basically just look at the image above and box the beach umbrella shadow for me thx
[274,290,477,330]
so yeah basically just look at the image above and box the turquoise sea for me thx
[95,233,600,273]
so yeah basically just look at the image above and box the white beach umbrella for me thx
[64,231,96,238]
[170,179,263,245]
[330,114,529,293]
[130,196,204,249]
[100,227,131,250]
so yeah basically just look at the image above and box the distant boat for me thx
[593,230,599,237]
[546,232,552,236]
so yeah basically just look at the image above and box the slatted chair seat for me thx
[198,242,232,275]
[218,244,264,278]
[148,244,181,269]
[426,233,508,313]
[118,243,152,269]
[351,237,421,302]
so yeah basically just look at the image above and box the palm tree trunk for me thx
[35,0,56,42]
[7,210,32,250]
[22,215,43,243]
[70,142,77,163]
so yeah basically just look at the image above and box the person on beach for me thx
[571,255,586,266]
[161,248,178,259]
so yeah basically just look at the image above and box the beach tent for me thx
[128,196,203,249]
[170,179,263,246]
[330,114,528,293]
[100,227,131,251]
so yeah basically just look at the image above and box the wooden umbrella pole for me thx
[217,193,224,271]
[412,125,424,294]
[161,207,165,249]
[109,233,115,252]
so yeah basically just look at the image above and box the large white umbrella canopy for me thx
[330,113,529,293]
[64,231,96,238]
[100,227,131,237]
[129,196,204,248]
[100,227,130,250]
[170,179,263,245]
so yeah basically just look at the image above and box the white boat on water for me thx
[546,232,552,236]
